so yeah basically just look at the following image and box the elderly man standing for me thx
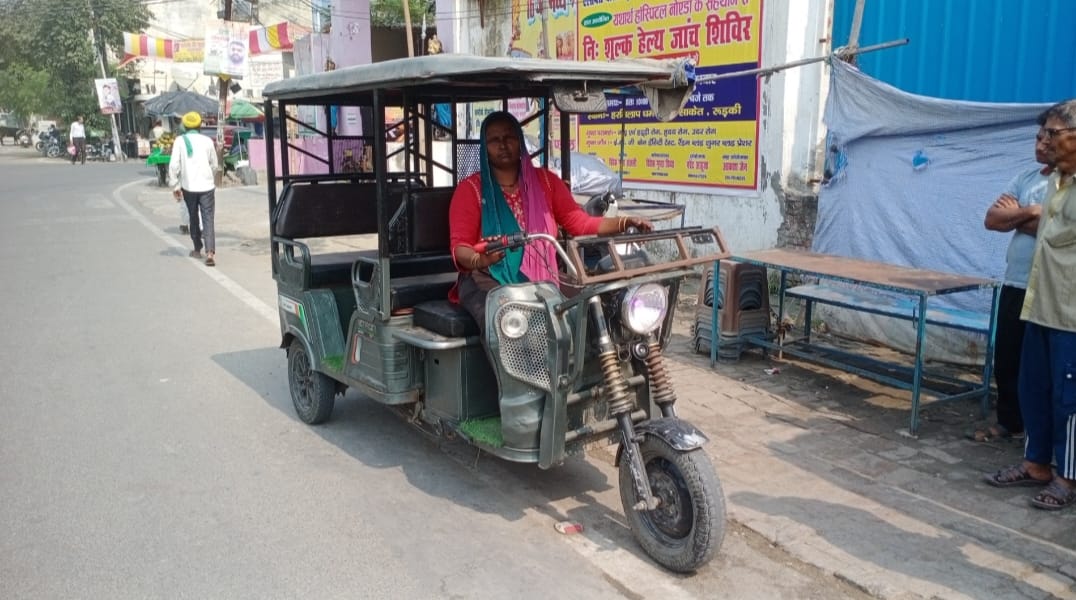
[168,112,219,267]
[985,99,1076,511]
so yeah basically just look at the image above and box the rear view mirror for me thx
[553,87,607,113]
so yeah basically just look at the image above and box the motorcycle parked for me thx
[85,137,116,162]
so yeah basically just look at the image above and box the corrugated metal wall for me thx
[832,0,1076,103]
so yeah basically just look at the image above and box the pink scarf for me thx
[519,161,559,284]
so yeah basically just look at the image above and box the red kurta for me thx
[449,168,602,252]
[447,168,603,301]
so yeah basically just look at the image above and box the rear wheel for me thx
[46,145,60,158]
[619,435,726,573]
[287,339,336,424]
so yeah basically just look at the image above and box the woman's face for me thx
[485,119,521,171]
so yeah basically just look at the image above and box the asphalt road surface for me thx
[0,147,870,599]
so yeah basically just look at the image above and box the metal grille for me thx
[496,303,551,389]
[457,142,482,180]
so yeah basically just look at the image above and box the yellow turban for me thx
[181,112,201,130]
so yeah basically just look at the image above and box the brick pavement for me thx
[664,283,1076,599]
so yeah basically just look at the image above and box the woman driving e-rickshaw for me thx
[262,54,731,572]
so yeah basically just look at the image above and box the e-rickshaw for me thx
[262,55,731,572]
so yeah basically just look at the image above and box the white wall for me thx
[452,0,833,254]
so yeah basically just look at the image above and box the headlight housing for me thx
[621,283,668,334]
[499,308,529,339]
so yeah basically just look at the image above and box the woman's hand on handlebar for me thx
[598,215,653,236]
[457,239,505,271]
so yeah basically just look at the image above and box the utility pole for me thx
[403,0,414,57]
[87,0,124,161]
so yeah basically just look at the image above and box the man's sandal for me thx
[982,464,1052,488]
[205,256,216,267]
[189,250,202,259]
[1029,480,1076,511]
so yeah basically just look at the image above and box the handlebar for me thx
[472,232,527,254]
[472,232,580,280]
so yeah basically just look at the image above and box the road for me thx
[0,147,870,599]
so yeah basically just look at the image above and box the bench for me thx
[272,179,385,288]
[273,179,457,282]
[785,283,990,334]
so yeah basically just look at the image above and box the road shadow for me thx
[731,491,1069,598]
[209,346,658,563]
[668,327,988,440]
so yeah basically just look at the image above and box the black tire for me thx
[287,339,336,424]
[619,435,726,573]
[46,145,60,158]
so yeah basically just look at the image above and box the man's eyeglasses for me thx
[1038,126,1076,140]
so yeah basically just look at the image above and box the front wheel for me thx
[287,339,336,424]
[618,436,726,573]
[46,145,60,158]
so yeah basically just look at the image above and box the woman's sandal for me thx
[1029,480,1076,511]
[982,464,1052,488]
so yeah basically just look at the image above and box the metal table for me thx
[710,249,1001,435]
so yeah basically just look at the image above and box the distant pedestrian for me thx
[984,99,1076,511]
[69,116,86,165]
[971,112,1053,442]
[168,112,219,267]
[150,120,165,143]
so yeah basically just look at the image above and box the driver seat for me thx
[413,299,480,338]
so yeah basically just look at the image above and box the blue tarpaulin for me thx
[813,59,1053,362]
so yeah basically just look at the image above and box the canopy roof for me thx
[144,90,219,118]
[262,54,693,106]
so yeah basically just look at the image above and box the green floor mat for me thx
[458,416,503,448]
[321,354,344,372]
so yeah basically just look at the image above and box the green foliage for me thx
[0,0,151,122]
[370,0,436,29]
[0,65,49,125]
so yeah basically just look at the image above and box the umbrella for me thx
[143,90,219,118]
[228,99,264,122]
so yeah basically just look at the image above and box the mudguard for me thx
[616,417,709,465]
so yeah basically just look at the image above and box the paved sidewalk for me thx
[136,177,1076,600]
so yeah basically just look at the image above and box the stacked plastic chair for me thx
[693,260,771,361]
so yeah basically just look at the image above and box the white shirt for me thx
[168,132,218,193]
[69,121,85,140]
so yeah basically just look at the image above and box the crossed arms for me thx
[984,194,1041,235]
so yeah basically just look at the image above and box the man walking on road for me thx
[69,116,86,165]
[168,112,218,267]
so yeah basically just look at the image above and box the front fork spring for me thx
[599,349,633,415]
[589,297,634,416]
[643,341,677,412]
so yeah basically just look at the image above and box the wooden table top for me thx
[732,249,997,295]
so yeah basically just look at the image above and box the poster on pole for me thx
[577,0,763,189]
[204,22,249,80]
[95,78,123,115]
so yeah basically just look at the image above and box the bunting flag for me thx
[119,32,178,67]
[249,23,293,56]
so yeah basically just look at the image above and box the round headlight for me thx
[499,309,529,339]
[621,283,668,334]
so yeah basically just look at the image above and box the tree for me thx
[0,0,151,128]
[370,0,435,29]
